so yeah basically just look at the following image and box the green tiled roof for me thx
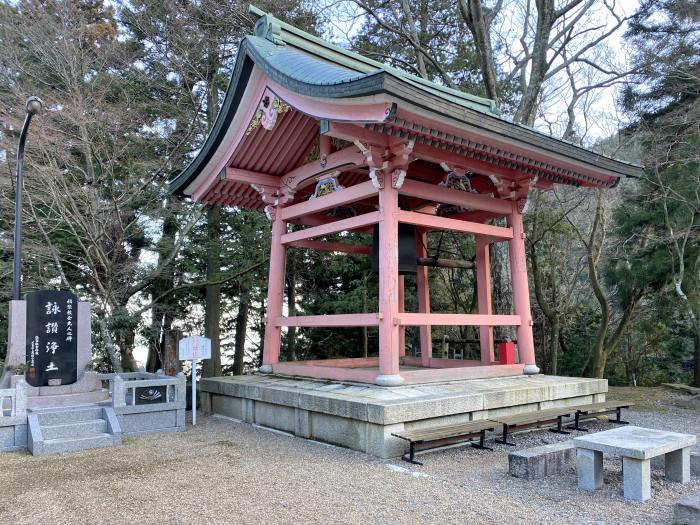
[169,5,641,195]
[246,5,500,116]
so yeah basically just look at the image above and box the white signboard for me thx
[179,336,212,361]
[178,335,211,426]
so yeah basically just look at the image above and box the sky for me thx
[318,0,641,144]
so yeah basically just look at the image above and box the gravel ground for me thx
[0,387,697,525]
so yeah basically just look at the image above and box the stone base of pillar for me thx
[375,374,404,387]
[259,365,273,373]
[523,364,540,375]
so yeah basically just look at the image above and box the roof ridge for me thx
[247,4,499,115]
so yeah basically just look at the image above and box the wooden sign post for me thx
[178,335,211,426]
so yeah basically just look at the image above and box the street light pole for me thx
[12,96,43,301]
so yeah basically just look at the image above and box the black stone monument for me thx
[25,290,79,387]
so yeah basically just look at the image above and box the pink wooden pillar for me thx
[475,236,495,365]
[398,275,406,357]
[260,209,287,372]
[377,183,403,386]
[508,207,540,374]
[416,230,432,367]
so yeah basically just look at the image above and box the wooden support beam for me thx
[280,146,366,190]
[280,180,377,221]
[410,141,527,183]
[287,239,371,255]
[281,211,381,244]
[396,313,521,326]
[399,179,513,215]
[323,121,390,148]
[395,210,512,239]
[276,313,381,327]
[417,257,475,269]
[224,167,280,188]
[287,213,375,234]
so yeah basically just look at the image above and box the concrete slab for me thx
[574,426,697,460]
[200,373,608,458]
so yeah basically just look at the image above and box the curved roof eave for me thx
[171,23,643,196]
[169,50,255,196]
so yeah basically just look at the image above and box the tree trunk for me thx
[202,48,222,378]
[233,291,249,375]
[285,255,297,361]
[693,327,700,388]
[119,330,139,372]
[148,196,178,373]
[549,317,559,375]
[491,242,514,340]
[161,312,180,376]
[513,0,555,126]
[202,204,222,377]
[458,0,499,102]
[146,310,163,372]
[162,326,181,377]
[592,291,642,378]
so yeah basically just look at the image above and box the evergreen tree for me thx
[620,0,700,386]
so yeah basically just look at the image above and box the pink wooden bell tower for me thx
[170,7,641,386]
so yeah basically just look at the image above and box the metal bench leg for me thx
[401,442,423,466]
[471,430,493,451]
[609,407,629,425]
[567,411,588,431]
[549,415,571,435]
[495,424,516,446]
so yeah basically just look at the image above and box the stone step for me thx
[41,419,107,441]
[27,390,109,408]
[33,405,104,426]
[32,433,119,456]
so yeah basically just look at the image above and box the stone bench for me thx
[509,440,576,480]
[673,493,700,525]
[574,426,697,502]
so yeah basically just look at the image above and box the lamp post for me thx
[12,96,43,301]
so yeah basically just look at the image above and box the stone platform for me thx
[200,374,608,458]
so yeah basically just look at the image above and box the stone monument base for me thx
[10,372,108,408]
[199,374,608,458]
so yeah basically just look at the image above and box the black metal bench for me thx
[391,420,496,465]
[566,400,634,431]
[490,407,578,446]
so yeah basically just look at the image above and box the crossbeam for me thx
[400,179,513,215]
[287,239,371,255]
[322,121,390,148]
[224,167,280,188]
[276,313,381,327]
[395,313,521,326]
[281,146,366,190]
[395,210,512,240]
[281,211,381,244]
[280,180,377,221]
[409,141,529,183]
